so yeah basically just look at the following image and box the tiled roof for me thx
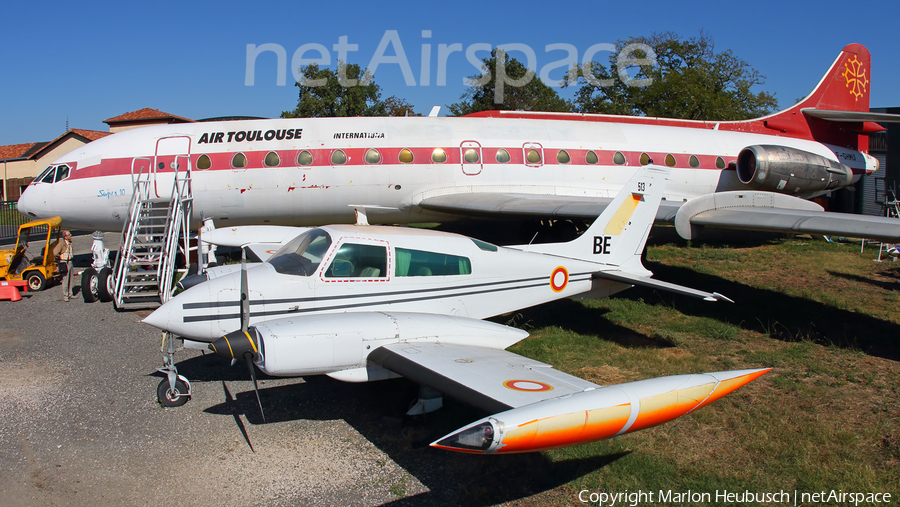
[69,129,111,141]
[104,107,193,124]
[0,142,43,160]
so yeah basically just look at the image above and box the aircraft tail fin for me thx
[523,165,670,273]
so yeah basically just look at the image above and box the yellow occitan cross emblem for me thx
[842,55,868,101]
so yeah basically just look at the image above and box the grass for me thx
[488,227,900,505]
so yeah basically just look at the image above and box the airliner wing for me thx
[367,341,597,413]
[417,193,682,221]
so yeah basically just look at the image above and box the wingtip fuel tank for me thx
[431,368,770,454]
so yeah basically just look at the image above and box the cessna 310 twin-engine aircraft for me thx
[142,166,769,454]
[16,43,900,241]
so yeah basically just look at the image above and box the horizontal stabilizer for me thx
[593,270,732,302]
[203,225,309,248]
[802,108,900,123]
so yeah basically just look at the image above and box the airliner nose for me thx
[16,185,42,219]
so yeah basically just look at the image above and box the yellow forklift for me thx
[0,216,62,291]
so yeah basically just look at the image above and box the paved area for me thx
[0,231,577,506]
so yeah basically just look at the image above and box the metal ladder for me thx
[113,156,193,308]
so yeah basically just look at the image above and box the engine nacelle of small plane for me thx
[736,145,853,194]
[209,312,529,378]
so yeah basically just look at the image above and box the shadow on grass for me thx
[632,260,900,361]
[199,372,629,505]
[828,270,900,292]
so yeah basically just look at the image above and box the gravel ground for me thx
[0,232,580,507]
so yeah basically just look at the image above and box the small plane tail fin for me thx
[523,165,669,272]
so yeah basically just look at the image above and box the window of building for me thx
[325,243,387,278]
[365,149,381,164]
[264,151,281,167]
[232,153,247,168]
[297,150,313,166]
[557,150,570,164]
[495,148,510,163]
[331,150,347,165]
[395,248,472,276]
[586,150,599,164]
[399,148,414,163]
[431,148,447,163]
[197,154,211,170]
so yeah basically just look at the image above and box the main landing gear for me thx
[157,331,192,407]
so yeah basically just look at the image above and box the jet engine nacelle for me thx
[211,312,529,378]
[736,145,853,194]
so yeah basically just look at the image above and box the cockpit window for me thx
[35,166,54,184]
[54,164,70,182]
[268,229,332,276]
[325,243,387,278]
[39,166,57,184]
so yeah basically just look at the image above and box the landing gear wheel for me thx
[81,267,99,302]
[157,378,189,407]
[98,267,114,302]
[26,271,46,291]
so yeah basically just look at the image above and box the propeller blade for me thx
[240,248,249,333]
[243,351,266,423]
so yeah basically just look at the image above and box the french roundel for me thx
[503,379,554,392]
[550,266,568,292]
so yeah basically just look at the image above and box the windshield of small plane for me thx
[268,228,332,276]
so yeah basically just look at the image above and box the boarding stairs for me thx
[112,156,193,309]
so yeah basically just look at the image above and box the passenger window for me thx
[526,149,541,164]
[665,154,676,167]
[264,152,280,167]
[395,248,472,276]
[297,150,313,166]
[232,153,247,168]
[689,155,700,168]
[613,152,626,165]
[40,166,57,184]
[365,149,381,164]
[399,148,414,163]
[495,149,510,163]
[639,153,651,165]
[325,243,387,278]
[431,148,447,163]
[716,156,726,169]
[463,148,480,163]
[331,150,347,165]
[54,165,70,182]
[557,150,570,164]
[585,151,598,164]
[197,154,212,170]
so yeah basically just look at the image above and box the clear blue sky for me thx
[2,0,898,145]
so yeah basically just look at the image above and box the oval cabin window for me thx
[431,148,447,163]
[232,153,247,168]
[297,150,313,166]
[331,150,347,165]
[197,154,211,170]
[264,151,280,167]
[585,150,598,164]
[399,148,414,163]
[495,149,510,163]
[365,149,381,164]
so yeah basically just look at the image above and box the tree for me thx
[447,49,571,116]
[382,96,421,117]
[566,32,779,121]
[282,62,386,118]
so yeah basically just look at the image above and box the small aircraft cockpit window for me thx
[715,156,726,169]
[331,150,347,165]
[365,149,381,164]
[495,149,510,163]
[325,243,387,278]
[639,153,651,165]
[269,228,332,276]
[38,166,57,184]
[297,150,313,166]
[613,151,626,165]
[526,149,541,164]
[54,164,70,182]
[264,151,281,167]
[197,155,211,170]
[399,148,414,163]
[431,148,447,163]
[471,239,498,252]
[557,150,570,164]
[689,155,700,168]
[232,153,247,168]
[665,154,676,167]
[463,148,479,163]
[395,248,472,276]
[585,150,599,164]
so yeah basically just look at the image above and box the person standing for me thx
[54,230,74,301]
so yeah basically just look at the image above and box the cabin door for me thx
[153,136,192,199]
